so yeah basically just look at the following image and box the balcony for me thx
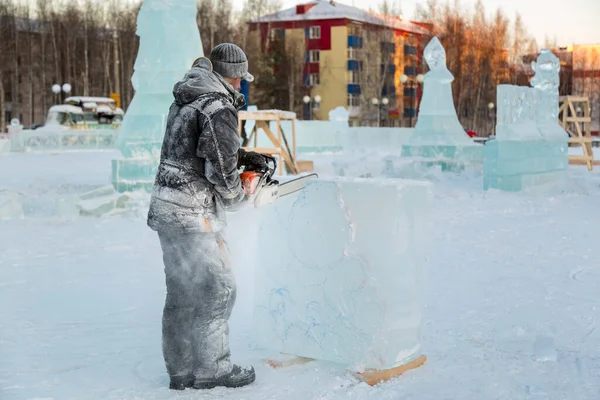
[403,66,418,76]
[347,35,363,48]
[381,85,396,96]
[404,107,417,118]
[380,63,396,75]
[347,84,361,95]
[381,42,396,53]
[403,87,416,97]
[347,60,362,71]
[404,45,417,56]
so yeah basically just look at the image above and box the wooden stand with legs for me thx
[559,96,598,170]
[238,110,299,175]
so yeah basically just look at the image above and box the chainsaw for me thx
[239,156,318,208]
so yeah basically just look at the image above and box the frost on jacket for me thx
[147,59,247,233]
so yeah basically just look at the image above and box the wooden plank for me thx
[239,110,297,121]
[569,137,594,143]
[569,155,595,161]
[257,121,298,174]
[565,117,592,123]
[350,355,427,386]
[569,159,600,166]
[264,354,314,369]
[564,96,589,102]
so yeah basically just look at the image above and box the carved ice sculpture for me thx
[111,0,203,192]
[483,49,569,191]
[253,178,432,372]
[531,49,567,139]
[401,37,483,170]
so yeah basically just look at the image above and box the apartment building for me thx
[248,1,431,126]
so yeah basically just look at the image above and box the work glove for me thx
[239,149,276,172]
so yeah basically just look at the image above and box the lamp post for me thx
[488,102,495,137]
[52,83,71,104]
[303,94,321,120]
[371,97,389,127]
[400,73,424,127]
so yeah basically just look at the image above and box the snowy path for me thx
[1,151,600,399]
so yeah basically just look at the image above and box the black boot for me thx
[193,365,256,389]
[169,374,194,390]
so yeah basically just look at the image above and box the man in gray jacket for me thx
[147,43,269,390]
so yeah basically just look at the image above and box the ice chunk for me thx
[328,107,350,122]
[0,190,24,220]
[532,335,557,362]
[402,37,483,166]
[112,0,203,192]
[252,178,432,370]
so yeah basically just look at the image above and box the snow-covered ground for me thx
[1,150,600,400]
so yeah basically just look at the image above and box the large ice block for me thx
[401,37,483,168]
[253,178,432,370]
[483,49,569,192]
[111,0,203,192]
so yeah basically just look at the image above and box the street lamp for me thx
[52,82,71,104]
[371,97,389,127]
[303,95,321,120]
[488,102,495,136]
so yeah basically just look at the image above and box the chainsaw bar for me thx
[253,173,318,207]
[277,173,319,197]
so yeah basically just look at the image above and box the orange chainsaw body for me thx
[240,170,263,195]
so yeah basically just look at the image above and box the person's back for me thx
[148,57,246,233]
[147,44,266,391]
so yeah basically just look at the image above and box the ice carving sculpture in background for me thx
[401,37,483,170]
[253,178,432,372]
[484,49,569,191]
[111,0,203,192]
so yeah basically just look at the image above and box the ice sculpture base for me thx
[483,139,569,191]
[111,158,159,193]
[401,143,484,171]
[9,129,116,152]
[253,177,432,371]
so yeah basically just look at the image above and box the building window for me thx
[270,28,284,41]
[309,50,320,63]
[347,94,360,107]
[312,99,320,110]
[348,47,360,60]
[349,70,360,84]
[308,73,320,86]
[309,26,321,39]
[348,23,362,37]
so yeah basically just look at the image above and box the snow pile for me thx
[1,150,600,399]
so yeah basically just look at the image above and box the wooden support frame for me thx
[263,353,427,386]
[238,110,299,175]
[559,96,595,171]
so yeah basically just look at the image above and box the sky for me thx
[231,0,600,46]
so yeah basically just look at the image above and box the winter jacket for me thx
[147,59,247,233]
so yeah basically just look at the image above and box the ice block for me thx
[252,177,432,370]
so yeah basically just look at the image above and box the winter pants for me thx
[158,230,236,383]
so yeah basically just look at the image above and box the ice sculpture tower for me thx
[111,0,203,192]
[401,37,483,170]
[531,49,566,139]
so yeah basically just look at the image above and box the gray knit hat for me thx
[209,43,254,82]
